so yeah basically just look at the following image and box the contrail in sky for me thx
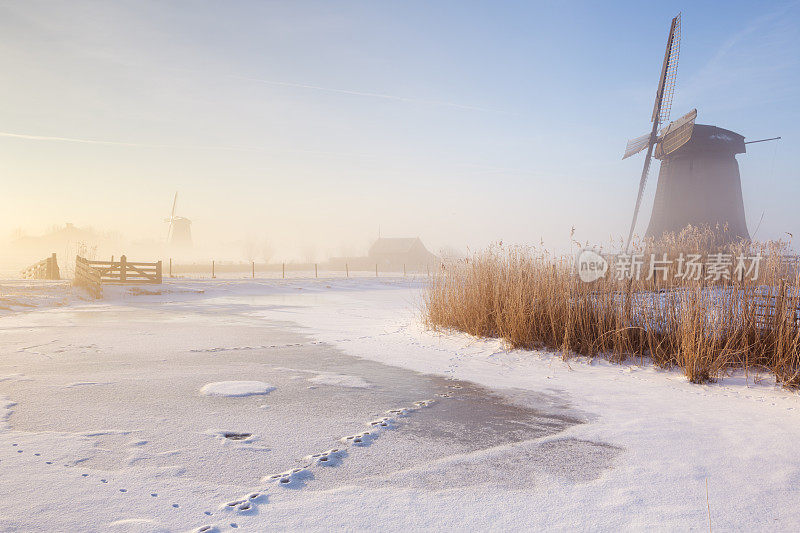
[0,130,286,152]
[162,65,512,115]
[0,130,379,159]
[0,131,162,147]
[232,74,512,115]
[0,130,542,178]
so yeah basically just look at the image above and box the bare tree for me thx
[260,240,274,264]
[242,238,257,262]
[438,245,466,264]
[302,245,317,264]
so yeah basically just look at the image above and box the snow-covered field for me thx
[1,277,799,532]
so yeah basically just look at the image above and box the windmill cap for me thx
[663,124,746,157]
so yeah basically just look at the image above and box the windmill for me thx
[164,192,192,248]
[622,14,761,247]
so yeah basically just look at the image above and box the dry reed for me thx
[424,227,800,386]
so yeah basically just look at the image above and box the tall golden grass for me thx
[424,227,800,386]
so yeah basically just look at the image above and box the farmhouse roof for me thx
[369,237,423,255]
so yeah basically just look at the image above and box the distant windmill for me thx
[165,192,192,248]
[622,13,777,248]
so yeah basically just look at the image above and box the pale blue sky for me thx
[1,1,797,257]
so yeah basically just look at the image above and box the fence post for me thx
[375,264,378,277]
[252,261,255,279]
[282,262,285,279]
[169,258,172,278]
[315,264,318,278]
[212,260,216,279]
[120,255,127,282]
[403,264,406,277]
[48,253,58,280]
[346,263,349,278]
[156,261,163,283]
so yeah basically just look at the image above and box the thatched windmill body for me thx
[623,13,768,247]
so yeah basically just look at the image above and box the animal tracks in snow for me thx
[190,340,326,354]
[4,439,218,526]
[188,332,395,355]
[209,393,446,528]
[8,377,460,532]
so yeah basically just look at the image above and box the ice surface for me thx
[307,373,371,388]
[0,277,799,531]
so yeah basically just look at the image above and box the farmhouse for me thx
[327,237,439,272]
[368,237,438,269]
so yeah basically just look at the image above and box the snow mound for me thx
[107,518,169,532]
[308,373,371,388]
[200,381,276,397]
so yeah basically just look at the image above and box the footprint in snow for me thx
[368,417,394,429]
[339,431,376,447]
[222,432,252,441]
[222,492,267,514]
[262,466,313,488]
[303,448,345,467]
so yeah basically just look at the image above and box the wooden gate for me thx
[75,256,103,299]
[84,255,163,284]
[74,255,163,299]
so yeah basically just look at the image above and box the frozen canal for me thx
[0,280,615,532]
[1,278,799,531]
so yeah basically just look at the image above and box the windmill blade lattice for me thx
[654,13,681,126]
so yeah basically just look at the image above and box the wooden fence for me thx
[166,260,436,279]
[606,285,800,332]
[21,253,60,280]
[74,255,162,299]
[84,255,163,284]
[748,283,800,328]
[74,256,102,299]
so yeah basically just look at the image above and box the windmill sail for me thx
[623,132,651,159]
[166,192,178,243]
[171,192,178,219]
[624,13,681,251]
[652,14,681,125]
[654,108,696,159]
